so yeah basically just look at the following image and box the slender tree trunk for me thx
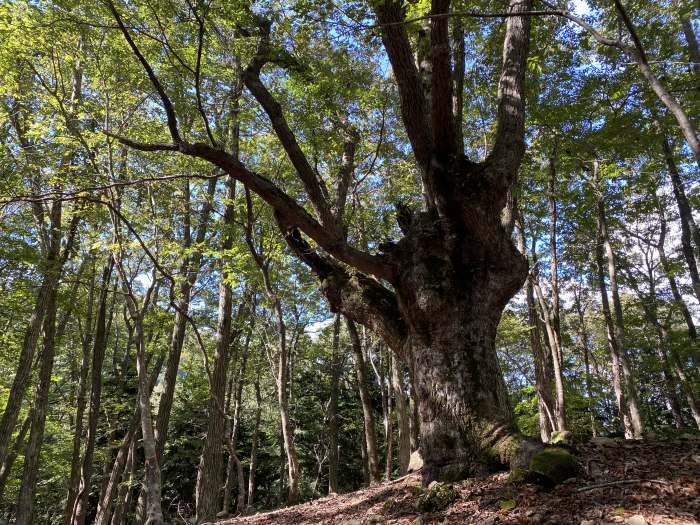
[70,259,114,525]
[0,411,31,501]
[0,259,59,472]
[93,353,165,525]
[629,272,700,429]
[658,345,685,428]
[15,250,61,525]
[680,14,700,79]
[275,297,299,505]
[385,354,394,480]
[653,185,700,371]
[327,314,341,494]
[63,262,96,525]
[347,318,380,484]
[195,174,237,523]
[371,341,389,480]
[15,198,72,525]
[573,286,597,437]
[615,0,700,169]
[658,232,698,341]
[153,177,217,463]
[546,156,567,433]
[668,344,700,429]
[392,356,410,475]
[532,281,567,433]
[515,216,556,442]
[599,200,643,437]
[110,437,136,525]
[662,138,700,303]
[359,424,369,486]
[593,190,642,438]
[247,375,262,510]
[221,301,252,516]
[134,316,164,525]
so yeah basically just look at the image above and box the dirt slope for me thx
[216,437,700,525]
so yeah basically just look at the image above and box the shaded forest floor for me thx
[217,437,700,525]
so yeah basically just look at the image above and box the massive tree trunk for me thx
[70,259,115,525]
[408,365,420,452]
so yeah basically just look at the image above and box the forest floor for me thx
[216,437,700,525]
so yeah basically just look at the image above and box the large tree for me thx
[106,0,534,482]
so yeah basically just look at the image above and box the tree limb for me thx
[373,0,433,173]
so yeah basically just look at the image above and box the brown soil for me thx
[216,437,700,525]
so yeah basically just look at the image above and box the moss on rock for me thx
[528,446,578,487]
[507,467,527,484]
[415,482,458,513]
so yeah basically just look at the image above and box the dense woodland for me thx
[1,0,700,523]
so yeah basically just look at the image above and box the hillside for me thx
[217,438,700,525]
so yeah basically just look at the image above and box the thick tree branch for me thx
[333,123,359,225]
[178,141,396,281]
[487,0,533,186]
[107,0,181,144]
[373,0,433,172]
[242,22,336,230]
[430,0,456,154]
[277,217,408,358]
[108,7,395,282]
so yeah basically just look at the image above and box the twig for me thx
[577,479,669,492]
[388,471,421,485]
